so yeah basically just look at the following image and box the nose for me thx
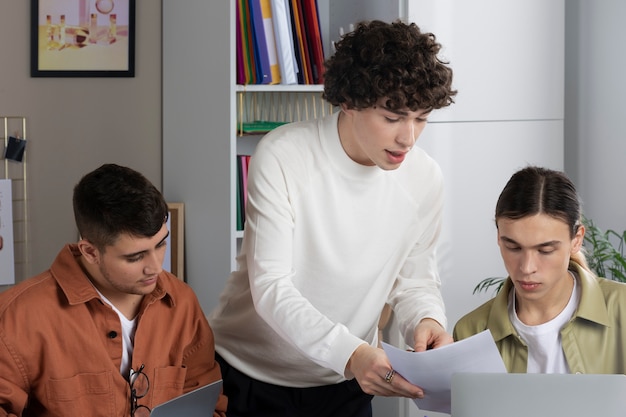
[519,251,537,275]
[396,121,417,148]
[144,251,163,275]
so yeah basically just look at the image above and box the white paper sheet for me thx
[0,179,15,285]
[382,329,507,414]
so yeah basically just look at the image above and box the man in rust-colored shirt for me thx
[0,164,226,417]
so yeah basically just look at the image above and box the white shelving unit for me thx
[234,85,327,239]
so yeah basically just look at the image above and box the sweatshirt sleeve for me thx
[386,161,448,347]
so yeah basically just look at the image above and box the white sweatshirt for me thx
[209,111,447,387]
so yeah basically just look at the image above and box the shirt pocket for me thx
[150,365,187,406]
[46,371,117,417]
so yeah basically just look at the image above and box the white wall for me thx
[564,0,626,235]
[419,122,563,330]
[0,1,162,286]
[162,1,234,313]
[407,0,564,333]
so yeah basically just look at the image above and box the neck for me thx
[79,257,144,320]
[337,110,370,165]
[103,292,144,320]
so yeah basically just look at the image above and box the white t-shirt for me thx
[97,290,138,377]
[509,272,580,373]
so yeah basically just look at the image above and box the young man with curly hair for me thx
[209,20,457,417]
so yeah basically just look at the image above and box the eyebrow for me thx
[379,105,430,118]
[123,231,170,258]
[499,236,562,249]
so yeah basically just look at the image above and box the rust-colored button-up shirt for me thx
[0,244,227,417]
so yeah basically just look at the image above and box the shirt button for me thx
[108,331,118,339]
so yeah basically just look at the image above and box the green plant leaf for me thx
[473,277,506,295]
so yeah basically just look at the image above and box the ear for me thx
[495,221,501,247]
[77,239,101,265]
[571,224,586,254]
[340,103,357,117]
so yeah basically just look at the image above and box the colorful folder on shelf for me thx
[238,0,256,84]
[236,156,245,230]
[270,0,299,84]
[302,0,325,84]
[241,155,250,214]
[290,0,313,84]
[236,0,246,84]
[239,0,324,85]
[236,155,252,230]
[250,0,273,84]
[259,0,281,84]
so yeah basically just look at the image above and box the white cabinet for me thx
[410,0,564,123]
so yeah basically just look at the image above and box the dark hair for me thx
[495,166,589,270]
[73,164,169,249]
[323,20,457,112]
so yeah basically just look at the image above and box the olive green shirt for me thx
[453,263,626,374]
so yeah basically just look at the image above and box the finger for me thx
[378,370,424,398]
[413,337,430,352]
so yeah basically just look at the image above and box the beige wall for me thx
[0,1,162,282]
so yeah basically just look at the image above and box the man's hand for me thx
[345,344,424,399]
[413,318,453,352]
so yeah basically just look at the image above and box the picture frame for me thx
[30,0,136,77]
[165,202,185,281]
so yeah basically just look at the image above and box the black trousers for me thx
[216,354,374,417]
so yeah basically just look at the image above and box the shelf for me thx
[236,84,324,93]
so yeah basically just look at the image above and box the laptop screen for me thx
[451,373,626,417]
[149,379,223,417]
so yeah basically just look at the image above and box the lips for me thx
[386,150,407,164]
[141,276,158,286]
[517,281,541,291]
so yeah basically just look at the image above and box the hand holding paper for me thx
[382,330,506,414]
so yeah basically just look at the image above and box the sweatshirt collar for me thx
[320,111,384,181]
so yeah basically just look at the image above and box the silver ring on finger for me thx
[384,369,395,384]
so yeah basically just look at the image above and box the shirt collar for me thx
[52,244,175,308]
[570,262,611,326]
[486,261,611,341]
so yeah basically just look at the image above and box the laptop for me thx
[451,373,626,417]
[150,379,222,417]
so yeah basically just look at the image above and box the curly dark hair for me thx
[323,20,456,112]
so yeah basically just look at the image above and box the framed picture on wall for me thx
[30,0,136,77]
[164,202,185,281]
